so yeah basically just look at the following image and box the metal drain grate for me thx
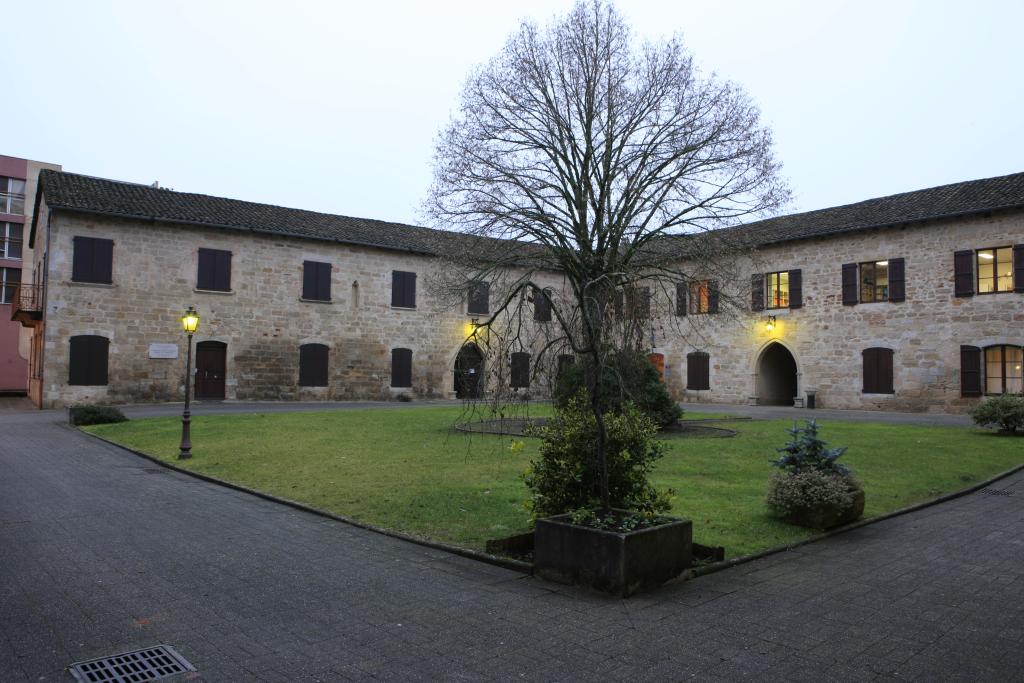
[979,488,1014,497]
[69,645,195,682]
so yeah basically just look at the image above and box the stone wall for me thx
[39,210,564,407]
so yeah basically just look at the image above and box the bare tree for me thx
[426,0,789,509]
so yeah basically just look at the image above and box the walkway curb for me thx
[688,461,1024,580]
[78,426,534,576]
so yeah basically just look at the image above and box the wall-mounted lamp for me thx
[765,315,777,332]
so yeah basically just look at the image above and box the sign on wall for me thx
[148,343,179,359]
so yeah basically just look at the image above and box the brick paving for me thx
[1,409,1022,681]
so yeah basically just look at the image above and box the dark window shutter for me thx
[533,287,552,322]
[960,345,982,397]
[1014,245,1024,293]
[302,261,317,300]
[69,335,109,386]
[676,282,687,316]
[392,271,416,308]
[556,354,574,381]
[510,352,530,388]
[686,352,710,391]
[468,281,489,314]
[788,269,802,309]
[888,258,906,302]
[216,250,232,292]
[197,249,215,290]
[751,274,764,311]
[303,261,331,301]
[953,250,974,297]
[391,348,412,388]
[862,348,894,394]
[842,263,858,305]
[707,281,719,314]
[72,237,113,284]
[298,344,329,387]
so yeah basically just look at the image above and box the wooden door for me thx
[195,341,227,400]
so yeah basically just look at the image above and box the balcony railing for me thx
[10,284,42,325]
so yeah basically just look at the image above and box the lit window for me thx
[0,177,25,215]
[977,248,1013,294]
[859,261,889,302]
[985,345,1023,395]
[689,281,710,314]
[766,271,789,309]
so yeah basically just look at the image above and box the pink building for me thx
[0,154,60,394]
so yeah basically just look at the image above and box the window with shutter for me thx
[888,258,906,302]
[960,345,982,397]
[624,286,651,319]
[391,348,413,388]
[533,287,552,322]
[842,263,859,305]
[765,272,789,309]
[302,261,331,301]
[556,354,575,381]
[788,270,802,309]
[72,236,114,284]
[675,282,687,316]
[976,247,1014,294]
[391,271,417,308]
[686,351,710,390]
[298,343,329,387]
[707,280,719,314]
[953,250,974,297]
[1015,245,1024,293]
[984,345,1023,395]
[688,281,710,314]
[68,335,109,386]
[197,248,231,292]
[468,281,490,314]
[751,274,764,311]
[510,352,530,388]
[862,347,894,394]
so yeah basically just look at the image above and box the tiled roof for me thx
[33,170,477,255]
[716,170,1024,248]
[34,168,1024,254]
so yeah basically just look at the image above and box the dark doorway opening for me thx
[195,341,227,400]
[757,342,798,406]
[454,343,484,399]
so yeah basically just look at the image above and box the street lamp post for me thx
[179,306,200,459]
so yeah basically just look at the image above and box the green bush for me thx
[766,470,861,516]
[69,404,128,426]
[524,394,673,521]
[771,420,850,475]
[553,351,682,428]
[969,394,1024,433]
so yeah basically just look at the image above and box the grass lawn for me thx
[85,406,1023,557]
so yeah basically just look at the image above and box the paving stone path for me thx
[1,409,1021,681]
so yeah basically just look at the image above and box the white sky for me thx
[7,1,1023,226]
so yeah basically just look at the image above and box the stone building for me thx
[19,169,1024,411]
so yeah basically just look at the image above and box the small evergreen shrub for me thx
[766,470,861,517]
[524,394,673,522]
[69,404,128,426]
[553,351,682,428]
[771,420,850,475]
[969,394,1024,433]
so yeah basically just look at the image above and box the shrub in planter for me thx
[766,420,863,529]
[969,394,1024,434]
[69,404,128,426]
[524,393,673,522]
[553,351,682,428]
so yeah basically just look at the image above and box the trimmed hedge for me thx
[69,404,128,426]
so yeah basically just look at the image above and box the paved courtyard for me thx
[1,407,1022,681]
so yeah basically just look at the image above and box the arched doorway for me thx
[454,343,484,399]
[757,342,797,406]
[195,341,227,400]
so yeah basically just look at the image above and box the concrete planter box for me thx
[534,510,692,597]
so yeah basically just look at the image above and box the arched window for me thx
[69,335,109,386]
[391,348,413,388]
[298,344,329,387]
[862,347,894,394]
[984,345,1023,395]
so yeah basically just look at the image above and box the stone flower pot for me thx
[534,510,692,597]
[783,486,865,530]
